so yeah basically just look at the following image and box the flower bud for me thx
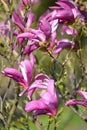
[22,0,28,6]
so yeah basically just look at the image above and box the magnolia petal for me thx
[38,18,51,38]
[2,68,27,86]
[17,32,35,40]
[12,12,24,32]
[25,98,57,116]
[29,53,35,68]
[66,99,87,107]
[26,11,35,29]
[19,60,33,85]
[19,54,35,85]
[76,90,87,100]
[23,44,39,55]
[52,39,76,54]
[25,99,47,112]
[66,90,87,108]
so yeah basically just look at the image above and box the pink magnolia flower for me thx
[66,90,87,107]
[50,0,80,23]
[25,74,58,116]
[18,10,59,54]
[2,53,35,87]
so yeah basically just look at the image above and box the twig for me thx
[75,50,85,89]
[54,117,57,130]
[58,47,73,80]
[0,111,7,127]
[2,79,11,103]
[47,116,51,130]
[7,86,20,129]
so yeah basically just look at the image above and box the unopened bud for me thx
[22,0,29,6]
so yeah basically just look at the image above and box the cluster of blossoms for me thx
[13,0,80,55]
[2,53,58,116]
[1,0,87,117]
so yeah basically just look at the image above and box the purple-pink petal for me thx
[26,11,35,29]
[23,43,40,55]
[52,39,76,54]
[25,99,49,115]
[19,73,50,97]
[12,12,25,32]
[54,10,74,22]
[17,30,46,44]
[66,90,87,108]
[38,18,51,38]
[19,60,32,85]
[22,0,28,6]
[76,90,87,100]
[2,68,27,86]
[18,53,35,85]
[25,97,58,116]
[2,54,35,88]
[66,99,87,107]
[25,75,58,116]
[17,32,35,41]
[50,0,80,23]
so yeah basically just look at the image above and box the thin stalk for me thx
[7,87,20,129]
